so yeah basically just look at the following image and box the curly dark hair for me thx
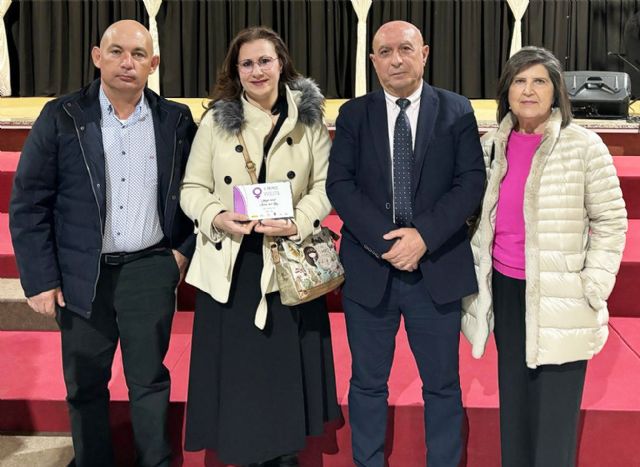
[208,26,301,106]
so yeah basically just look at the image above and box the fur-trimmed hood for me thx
[211,77,325,134]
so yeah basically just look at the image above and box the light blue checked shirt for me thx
[99,86,164,253]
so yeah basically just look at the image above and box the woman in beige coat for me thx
[180,27,339,467]
[462,47,627,466]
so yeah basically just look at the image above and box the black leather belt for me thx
[101,244,168,266]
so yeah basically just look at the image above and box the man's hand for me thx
[254,218,298,237]
[172,249,189,284]
[213,211,258,235]
[27,287,65,317]
[381,228,427,271]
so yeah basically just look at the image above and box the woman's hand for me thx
[254,218,298,237]
[213,211,258,235]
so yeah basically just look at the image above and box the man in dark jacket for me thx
[9,20,196,467]
[327,21,485,467]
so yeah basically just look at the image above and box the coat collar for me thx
[61,79,180,221]
[493,108,563,148]
[64,79,170,127]
[211,77,325,135]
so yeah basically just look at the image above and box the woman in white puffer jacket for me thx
[462,47,627,467]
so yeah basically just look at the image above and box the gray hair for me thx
[496,46,572,128]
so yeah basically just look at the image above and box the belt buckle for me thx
[103,253,126,265]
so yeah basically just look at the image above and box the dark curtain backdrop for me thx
[156,0,357,98]
[366,0,514,98]
[5,0,147,96]
[4,0,640,99]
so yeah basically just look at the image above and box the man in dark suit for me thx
[326,20,485,467]
[10,20,196,466]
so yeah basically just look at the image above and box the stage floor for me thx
[1,96,639,132]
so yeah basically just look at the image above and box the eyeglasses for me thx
[237,56,278,74]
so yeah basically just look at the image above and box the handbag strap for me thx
[237,132,259,184]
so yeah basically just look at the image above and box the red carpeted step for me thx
[608,219,640,317]
[613,156,640,219]
[0,151,20,213]
[2,154,638,217]
[4,214,640,318]
[2,314,640,465]
[610,317,640,359]
[0,213,18,278]
[0,128,30,152]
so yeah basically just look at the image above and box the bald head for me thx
[100,20,153,52]
[91,20,159,102]
[369,20,429,98]
[372,21,424,51]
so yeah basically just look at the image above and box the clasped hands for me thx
[381,227,427,272]
[213,211,298,237]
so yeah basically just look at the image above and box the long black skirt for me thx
[184,232,340,465]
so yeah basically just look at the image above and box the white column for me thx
[507,0,530,57]
[142,0,162,94]
[351,0,372,97]
[0,0,12,96]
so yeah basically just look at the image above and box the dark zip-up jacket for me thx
[9,79,197,317]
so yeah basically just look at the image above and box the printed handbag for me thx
[269,227,345,306]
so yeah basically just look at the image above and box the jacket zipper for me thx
[163,113,182,244]
[63,106,103,302]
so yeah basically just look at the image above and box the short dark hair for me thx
[208,26,301,106]
[496,46,572,128]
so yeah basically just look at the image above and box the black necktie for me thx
[393,98,413,227]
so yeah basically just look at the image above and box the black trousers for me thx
[492,269,587,467]
[57,249,180,467]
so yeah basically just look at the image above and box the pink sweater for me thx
[492,131,543,280]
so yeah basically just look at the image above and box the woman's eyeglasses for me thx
[237,56,279,74]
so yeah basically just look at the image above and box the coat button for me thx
[215,242,222,250]
[385,202,391,210]
[287,171,295,179]
[171,194,176,200]
[194,219,199,228]
[178,139,183,145]
[235,145,243,153]
[80,126,85,131]
[286,137,293,145]
[313,219,320,228]
[66,102,72,107]
[224,176,232,184]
